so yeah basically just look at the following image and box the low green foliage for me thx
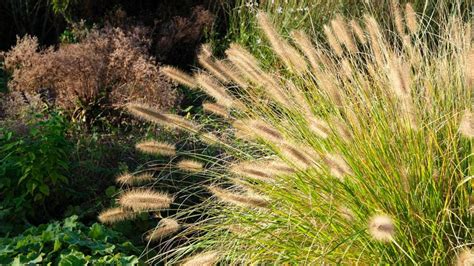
[0,215,142,265]
[0,112,70,232]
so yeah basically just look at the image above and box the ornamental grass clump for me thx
[100,2,472,264]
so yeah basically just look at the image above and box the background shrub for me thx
[2,25,179,114]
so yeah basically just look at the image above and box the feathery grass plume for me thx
[177,159,204,172]
[260,76,292,108]
[232,120,256,141]
[341,59,353,79]
[466,49,474,87]
[283,43,309,73]
[98,207,136,224]
[146,218,181,241]
[225,45,291,107]
[248,119,284,143]
[368,215,395,242]
[115,173,133,185]
[345,108,361,132]
[391,0,405,36]
[214,60,249,88]
[307,116,331,139]
[230,162,276,183]
[208,185,269,208]
[323,154,352,181]
[402,33,420,65]
[199,132,222,146]
[135,140,176,156]
[330,117,353,141]
[229,177,253,190]
[317,72,343,106]
[256,11,307,73]
[200,43,213,58]
[338,206,355,222]
[267,160,296,175]
[225,43,262,82]
[323,24,343,57]
[455,248,474,266]
[459,110,474,138]
[387,56,419,129]
[202,102,230,119]
[226,43,260,69]
[161,66,196,89]
[405,3,418,34]
[366,62,378,79]
[331,15,357,53]
[364,15,385,66]
[116,172,154,185]
[119,189,173,211]
[285,80,312,114]
[198,48,229,83]
[388,56,411,98]
[280,142,316,169]
[227,46,297,108]
[314,48,335,70]
[196,73,238,109]
[127,103,199,132]
[350,19,366,45]
[291,30,320,71]
[182,251,219,266]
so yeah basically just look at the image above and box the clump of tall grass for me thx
[100,2,473,264]
[216,0,470,67]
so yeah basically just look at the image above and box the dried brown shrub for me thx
[153,6,215,65]
[0,91,44,134]
[2,25,179,112]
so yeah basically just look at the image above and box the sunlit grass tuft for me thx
[101,2,472,264]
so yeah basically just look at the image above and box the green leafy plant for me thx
[0,112,71,232]
[0,215,142,265]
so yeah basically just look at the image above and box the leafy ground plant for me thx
[0,112,71,233]
[100,1,473,265]
[0,215,141,265]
